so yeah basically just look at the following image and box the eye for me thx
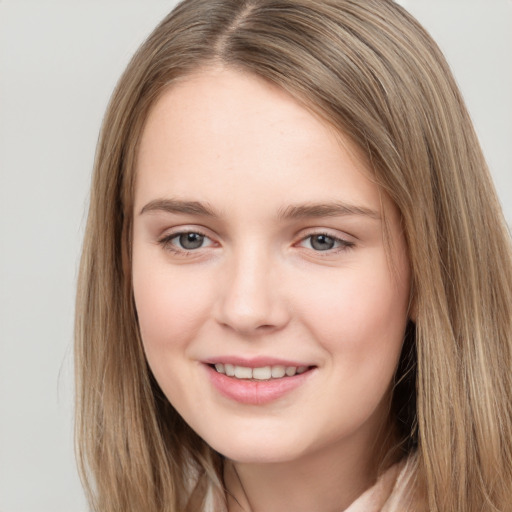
[159,231,215,252]
[299,233,353,252]
[175,232,207,250]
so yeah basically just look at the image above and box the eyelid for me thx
[295,229,355,253]
[155,225,355,257]
[157,226,218,254]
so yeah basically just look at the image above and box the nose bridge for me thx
[216,240,288,334]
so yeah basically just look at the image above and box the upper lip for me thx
[202,356,314,368]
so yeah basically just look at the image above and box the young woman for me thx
[75,1,512,511]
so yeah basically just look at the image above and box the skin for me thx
[132,67,411,512]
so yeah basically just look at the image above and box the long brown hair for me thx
[75,1,512,510]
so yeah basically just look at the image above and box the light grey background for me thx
[0,1,510,511]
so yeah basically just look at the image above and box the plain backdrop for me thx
[0,1,510,511]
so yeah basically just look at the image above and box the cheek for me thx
[132,256,213,359]
[304,271,407,333]
[297,256,410,377]
[132,261,218,410]
[298,264,409,430]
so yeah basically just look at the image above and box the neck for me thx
[224,419,398,512]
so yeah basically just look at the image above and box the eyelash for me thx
[158,230,213,256]
[157,230,355,256]
[298,232,355,254]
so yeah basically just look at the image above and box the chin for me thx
[201,430,311,465]
[220,447,304,465]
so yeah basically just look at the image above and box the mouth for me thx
[209,363,312,380]
[205,360,316,405]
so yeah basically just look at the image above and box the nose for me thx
[214,247,290,336]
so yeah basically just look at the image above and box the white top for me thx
[345,456,415,512]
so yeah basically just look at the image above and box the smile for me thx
[212,363,309,380]
[205,362,316,405]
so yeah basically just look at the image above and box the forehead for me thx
[134,66,384,216]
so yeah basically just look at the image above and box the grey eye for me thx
[177,232,205,250]
[309,234,336,251]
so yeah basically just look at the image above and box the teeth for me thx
[271,365,286,378]
[285,366,297,377]
[234,366,252,379]
[252,366,271,380]
[213,364,309,380]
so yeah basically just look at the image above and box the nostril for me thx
[256,324,276,331]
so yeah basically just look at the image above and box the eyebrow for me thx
[140,199,219,217]
[139,198,380,220]
[277,202,380,220]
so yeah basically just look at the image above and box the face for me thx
[132,67,411,465]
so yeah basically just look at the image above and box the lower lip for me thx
[205,365,314,405]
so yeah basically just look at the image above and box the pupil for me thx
[179,233,204,249]
[311,234,334,251]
